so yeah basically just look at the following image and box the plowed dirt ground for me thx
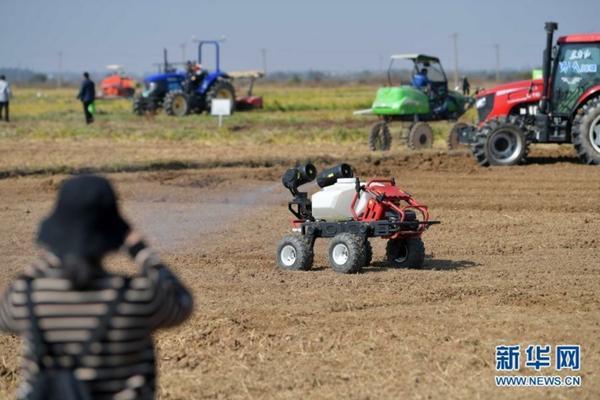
[1,147,598,399]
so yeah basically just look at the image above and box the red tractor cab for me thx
[459,22,600,166]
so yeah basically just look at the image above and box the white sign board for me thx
[211,99,232,116]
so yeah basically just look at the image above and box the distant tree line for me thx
[1,66,537,87]
[0,67,49,84]
[264,69,537,86]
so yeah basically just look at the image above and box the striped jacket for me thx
[0,248,193,399]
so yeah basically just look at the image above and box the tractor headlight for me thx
[476,94,495,123]
[476,97,487,109]
[142,81,157,98]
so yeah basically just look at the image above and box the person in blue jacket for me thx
[77,72,95,124]
[412,68,430,91]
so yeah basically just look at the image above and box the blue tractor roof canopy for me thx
[144,72,186,83]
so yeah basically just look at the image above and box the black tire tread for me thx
[571,96,600,165]
[276,235,314,271]
[471,116,529,167]
[369,121,392,151]
[206,80,236,114]
[363,240,373,267]
[132,95,146,116]
[447,122,470,150]
[385,237,425,269]
[407,122,433,150]
[327,233,366,274]
[163,91,189,117]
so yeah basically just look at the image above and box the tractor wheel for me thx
[448,122,470,150]
[132,95,146,116]
[206,80,236,114]
[369,121,391,151]
[407,122,433,150]
[276,235,313,271]
[363,239,373,267]
[385,237,425,269]
[572,97,600,165]
[164,91,190,117]
[471,117,528,166]
[327,233,366,274]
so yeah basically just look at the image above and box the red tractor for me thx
[458,22,600,166]
[276,163,438,274]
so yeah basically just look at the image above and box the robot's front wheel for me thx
[276,235,313,271]
[328,233,366,274]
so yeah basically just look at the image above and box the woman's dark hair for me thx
[37,175,130,289]
[61,254,103,290]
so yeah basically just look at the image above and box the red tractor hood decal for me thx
[477,79,544,98]
[475,79,545,125]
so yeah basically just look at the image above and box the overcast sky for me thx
[1,0,598,74]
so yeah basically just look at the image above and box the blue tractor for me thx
[132,49,185,115]
[133,41,236,116]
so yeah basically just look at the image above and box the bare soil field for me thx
[1,148,598,399]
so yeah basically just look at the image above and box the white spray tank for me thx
[310,167,375,221]
[312,178,359,220]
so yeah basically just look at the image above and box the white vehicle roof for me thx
[228,70,265,79]
[390,54,440,63]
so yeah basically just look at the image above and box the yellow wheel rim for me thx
[173,96,185,113]
[216,89,233,100]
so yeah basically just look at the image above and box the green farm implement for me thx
[360,54,473,151]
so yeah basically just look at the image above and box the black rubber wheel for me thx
[448,122,470,150]
[132,95,146,116]
[408,122,433,150]
[572,97,600,165]
[386,237,425,269]
[471,117,528,166]
[276,235,313,271]
[327,233,366,274]
[206,80,236,114]
[363,240,373,267]
[164,91,190,117]
[368,121,391,151]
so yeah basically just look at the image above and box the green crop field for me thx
[2,85,477,141]
[0,84,477,177]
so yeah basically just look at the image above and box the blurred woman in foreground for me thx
[0,175,193,399]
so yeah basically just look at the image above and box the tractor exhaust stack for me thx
[541,21,558,113]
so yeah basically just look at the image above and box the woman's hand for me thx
[124,230,147,259]
[125,230,143,246]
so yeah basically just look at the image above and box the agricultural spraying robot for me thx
[364,54,473,151]
[276,163,438,273]
[457,22,600,166]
